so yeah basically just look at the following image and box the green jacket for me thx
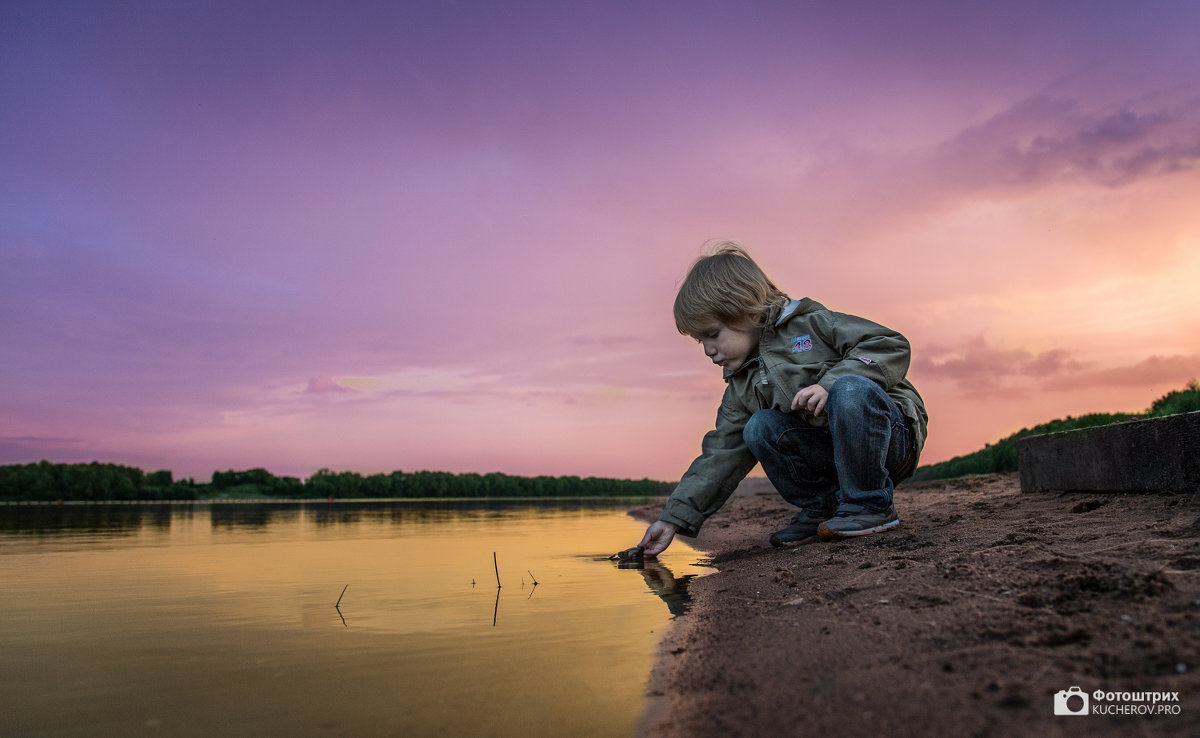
[660,298,928,536]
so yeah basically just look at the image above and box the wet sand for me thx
[631,473,1199,737]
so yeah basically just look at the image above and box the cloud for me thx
[1042,355,1200,391]
[0,435,91,466]
[566,335,647,348]
[915,336,1088,390]
[304,376,355,395]
[932,96,1200,191]
[0,435,84,451]
[915,336,1200,398]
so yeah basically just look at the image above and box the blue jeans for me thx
[742,375,916,514]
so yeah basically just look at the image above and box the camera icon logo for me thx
[1054,686,1089,716]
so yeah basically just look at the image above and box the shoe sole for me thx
[817,518,900,542]
[769,533,819,548]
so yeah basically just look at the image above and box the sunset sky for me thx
[3,1,1199,482]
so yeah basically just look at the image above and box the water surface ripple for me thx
[0,500,711,737]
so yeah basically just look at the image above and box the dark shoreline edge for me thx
[625,483,759,738]
[1,495,671,506]
[626,502,686,737]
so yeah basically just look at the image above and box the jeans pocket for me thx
[889,419,917,481]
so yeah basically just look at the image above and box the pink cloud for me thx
[304,376,354,395]
[1042,355,1200,391]
[914,336,1089,391]
[915,336,1200,400]
[930,96,1200,192]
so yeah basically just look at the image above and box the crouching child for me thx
[637,242,928,556]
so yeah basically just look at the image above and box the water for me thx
[0,500,712,737]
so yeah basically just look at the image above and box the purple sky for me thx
[3,1,1199,481]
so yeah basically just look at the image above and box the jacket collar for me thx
[721,298,814,381]
[774,298,804,326]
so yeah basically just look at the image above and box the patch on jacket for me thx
[790,334,813,353]
[858,356,873,364]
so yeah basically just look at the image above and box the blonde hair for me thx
[673,241,788,336]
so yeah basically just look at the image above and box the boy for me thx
[636,243,927,556]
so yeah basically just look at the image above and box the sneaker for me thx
[770,509,834,548]
[817,506,900,541]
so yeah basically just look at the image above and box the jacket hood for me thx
[770,297,824,327]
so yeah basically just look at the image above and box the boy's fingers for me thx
[791,389,806,410]
[637,525,658,548]
[792,387,814,410]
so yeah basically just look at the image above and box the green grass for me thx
[910,380,1199,483]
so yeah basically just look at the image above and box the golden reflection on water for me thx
[0,502,711,737]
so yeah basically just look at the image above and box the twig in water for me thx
[527,570,539,586]
[493,551,501,588]
[334,584,349,628]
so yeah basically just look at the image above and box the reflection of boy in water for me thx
[616,558,694,617]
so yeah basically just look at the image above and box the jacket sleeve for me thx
[659,389,759,537]
[814,311,911,392]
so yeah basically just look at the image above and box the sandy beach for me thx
[631,473,1199,737]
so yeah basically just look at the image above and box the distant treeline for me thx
[10,382,1197,499]
[910,380,1200,482]
[0,462,674,502]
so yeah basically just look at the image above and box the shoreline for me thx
[0,495,668,506]
[630,474,1199,737]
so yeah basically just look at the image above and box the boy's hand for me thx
[792,384,829,416]
[638,521,680,557]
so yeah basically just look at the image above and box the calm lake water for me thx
[0,500,712,737]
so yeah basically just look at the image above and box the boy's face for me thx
[693,321,759,374]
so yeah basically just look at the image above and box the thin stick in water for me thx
[336,584,349,608]
[527,570,539,586]
[493,551,501,588]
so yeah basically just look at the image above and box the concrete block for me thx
[1017,411,1200,492]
